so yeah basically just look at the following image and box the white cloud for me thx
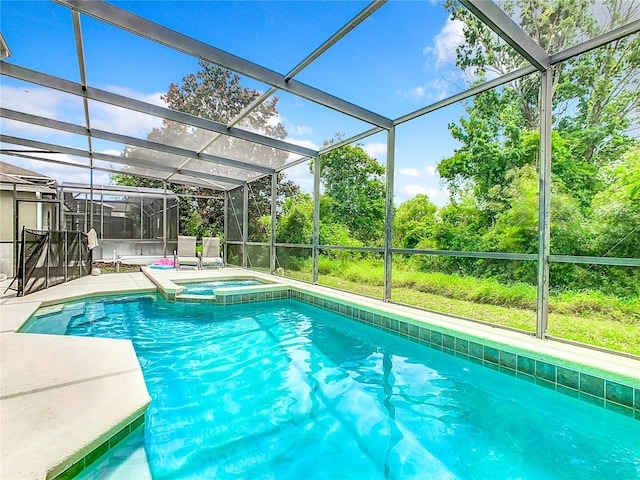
[90,102,163,138]
[0,86,81,137]
[0,85,76,118]
[423,17,503,86]
[286,138,319,151]
[398,77,451,103]
[399,167,421,177]
[103,85,165,107]
[401,184,448,200]
[281,161,313,194]
[402,184,429,196]
[100,149,123,157]
[0,118,72,138]
[398,166,437,177]
[0,83,167,139]
[396,16,480,103]
[290,124,313,137]
[0,151,112,186]
[362,142,386,159]
[423,17,465,69]
[398,86,427,102]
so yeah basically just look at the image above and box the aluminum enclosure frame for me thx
[1,0,639,347]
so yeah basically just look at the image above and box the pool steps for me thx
[50,414,146,480]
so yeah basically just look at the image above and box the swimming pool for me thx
[177,279,265,296]
[27,293,640,479]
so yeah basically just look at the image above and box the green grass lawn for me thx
[284,262,640,356]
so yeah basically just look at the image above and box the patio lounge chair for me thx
[200,236,224,269]
[176,235,200,269]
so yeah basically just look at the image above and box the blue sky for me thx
[0,0,477,205]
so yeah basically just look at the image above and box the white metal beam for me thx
[383,126,395,302]
[318,126,386,156]
[0,32,11,59]
[0,107,275,175]
[551,19,640,65]
[394,65,537,126]
[1,62,317,159]
[195,1,387,156]
[286,0,387,81]
[535,68,553,339]
[1,150,227,191]
[460,0,549,71]
[54,0,393,129]
[1,135,245,187]
[71,10,95,228]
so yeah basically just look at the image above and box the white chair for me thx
[200,237,223,269]
[176,235,199,269]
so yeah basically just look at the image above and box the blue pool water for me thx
[178,279,264,295]
[30,295,640,479]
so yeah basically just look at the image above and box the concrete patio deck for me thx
[1,268,639,479]
[0,273,155,479]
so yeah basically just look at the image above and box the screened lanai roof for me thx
[1,0,639,191]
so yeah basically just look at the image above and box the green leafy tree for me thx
[440,0,639,210]
[591,147,640,259]
[433,192,488,253]
[274,192,313,269]
[434,0,639,291]
[315,140,386,246]
[393,194,438,249]
[317,196,363,247]
[481,164,588,283]
[113,61,289,237]
[246,174,300,242]
[438,87,530,202]
[276,193,313,246]
[275,193,363,256]
[482,165,540,255]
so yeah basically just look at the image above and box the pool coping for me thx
[0,333,150,480]
[1,268,639,479]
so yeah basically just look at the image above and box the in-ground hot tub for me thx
[177,278,266,296]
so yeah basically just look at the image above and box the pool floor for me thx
[32,294,640,479]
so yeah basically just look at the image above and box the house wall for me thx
[0,190,17,277]
[0,189,58,277]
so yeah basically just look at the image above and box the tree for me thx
[315,140,386,246]
[274,192,313,269]
[439,0,639,210]
[276,193,313,243]
[246,174,300,242]
[438,87,530,202]
[393,194,437,249]
[591,146,640,259]
[114,61,290,236]
[432,0,639,291]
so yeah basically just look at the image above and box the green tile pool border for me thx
[168,289,291,304]
[289,289,640,421]
[160,284,290,304]
[213,287,291,305]
[49,413,145,480]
